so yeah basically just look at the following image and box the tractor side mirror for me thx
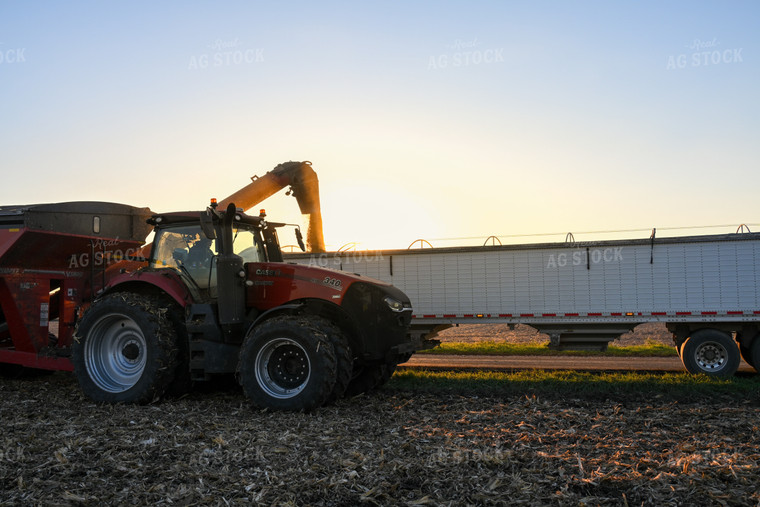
[295,227,306,252]
[200,209,217,240]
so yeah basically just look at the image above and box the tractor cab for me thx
[150,222,265,295]
[146,203,300,298]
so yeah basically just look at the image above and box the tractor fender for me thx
[247,299,363,356]
[101,270,193,309]
[250,303,307,329]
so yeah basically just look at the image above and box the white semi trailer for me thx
[287,231,760,377]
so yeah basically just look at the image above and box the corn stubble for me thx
[0,372,758,505]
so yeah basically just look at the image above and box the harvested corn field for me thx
[1,373,759,505]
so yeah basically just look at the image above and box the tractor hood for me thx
[245,261,412,312]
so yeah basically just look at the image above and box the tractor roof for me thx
[148,209,269,228]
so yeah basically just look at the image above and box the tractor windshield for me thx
[151,224,265,290]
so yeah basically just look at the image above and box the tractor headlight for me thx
[383,296,405,312]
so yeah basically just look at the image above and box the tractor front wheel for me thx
[238,315,338,411]
[72,292,179,404]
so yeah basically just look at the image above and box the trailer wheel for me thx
[680,330,740,377]
[72,292,179,403]
[344,362,397,397]
[238,315,338,411]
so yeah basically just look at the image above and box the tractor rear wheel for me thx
[238,315,338,411]
[680,329,740,377]
[72,292,179,403]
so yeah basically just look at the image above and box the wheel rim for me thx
[84,313,147,393]
[693,340,728,372]
[255,338,311,399]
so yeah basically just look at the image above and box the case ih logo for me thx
[255,269,280,276]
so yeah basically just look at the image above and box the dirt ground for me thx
[437,322,672,348]
[3,323,756,506]
[1,372,759,506]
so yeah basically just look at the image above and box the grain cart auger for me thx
[105,160,326,278]
[219,160,325,253]
[72,201,415,410]
[0,202,152,377]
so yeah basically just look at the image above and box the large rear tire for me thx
[680,329,740,377]
[72,292,179,403]
[238,315,338,411]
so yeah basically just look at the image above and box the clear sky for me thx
[1,1,758,250]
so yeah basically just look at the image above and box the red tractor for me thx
[1,161,417,410]
[71,201,415,410]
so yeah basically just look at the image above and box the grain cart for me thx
[0,202,152,377]
[287,230,760,378]
[71,202,415,410]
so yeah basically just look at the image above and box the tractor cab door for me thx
[151,224,266,298]
[151,225,218,293]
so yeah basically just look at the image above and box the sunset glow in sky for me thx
[1,2,758,250]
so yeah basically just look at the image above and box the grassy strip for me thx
[388,368,759,401]
[418,340,678,357]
